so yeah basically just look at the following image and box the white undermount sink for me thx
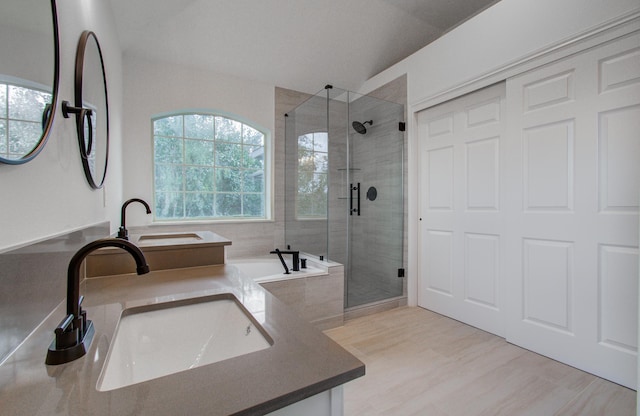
[97,294,273,392]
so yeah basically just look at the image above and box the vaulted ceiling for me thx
[108,0,500,94]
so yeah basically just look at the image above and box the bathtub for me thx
[228,255,344,329]
[227,255,328,283]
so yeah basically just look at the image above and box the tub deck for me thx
[228,255,345,330]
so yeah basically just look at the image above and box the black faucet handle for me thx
[116,226,128,240]
[54,314,74,335]
[53,314,78,350]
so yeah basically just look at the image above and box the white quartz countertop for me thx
[0,264,364,415]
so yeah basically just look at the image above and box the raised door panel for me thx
[466,137,500,211]
[523,70,575,111]
[598,105,640,212]
[599,244,639,354]
[522,238,574,333]
[424,230,454,296]
[523,120,575,211]
[598,47,640,93]
[464,233,500,310]
[426,146,455,211]
[465,97,501,127]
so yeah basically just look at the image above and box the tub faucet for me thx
[270,249,300,272]
[46,238,150,365]
[117,198,151,240]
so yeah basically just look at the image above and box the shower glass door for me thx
[284,92,330,258]
[342,90,404,308]
[285,87,404,309]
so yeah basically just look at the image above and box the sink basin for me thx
[137,232,203,244]
[97,294,273,391]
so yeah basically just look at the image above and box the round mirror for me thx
[0,0,59,164]
[74,31,109,189]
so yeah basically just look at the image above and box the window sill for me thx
[150,218,275,226]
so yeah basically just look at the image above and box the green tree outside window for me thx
[153,113,267,220]
[297,132,328,219]
[0,83,52,159]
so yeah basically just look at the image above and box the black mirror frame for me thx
[0,0,60,165]
[72,30,109,189]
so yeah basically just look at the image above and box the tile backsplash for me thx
[0,222,109,363]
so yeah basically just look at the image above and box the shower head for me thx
[352,120,373,135]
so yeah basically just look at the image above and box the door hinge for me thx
[399,122,406,132]
[398,268,405,278]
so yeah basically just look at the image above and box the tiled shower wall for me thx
[0,222,110,363]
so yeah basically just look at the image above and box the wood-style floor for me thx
[324,307,636,416]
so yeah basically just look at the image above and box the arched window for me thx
[152,112,269,221]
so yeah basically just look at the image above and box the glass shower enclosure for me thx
[285,86,404,309]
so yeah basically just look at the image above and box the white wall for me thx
[362,0,640,104]
[121,54,275,222]
[0,0,123,251]
[120,55,281,257]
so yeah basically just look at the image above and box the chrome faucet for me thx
[117,198,151,240]
[270,249,300,272]
[46,238,150,365]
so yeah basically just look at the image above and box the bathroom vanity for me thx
[85,230,232,276]
[0,261,364,415]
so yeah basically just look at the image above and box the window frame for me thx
[151,110,272,223]
[295,131,328,220]
[0,75,53,161]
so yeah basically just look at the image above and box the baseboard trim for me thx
[344,296,408,321]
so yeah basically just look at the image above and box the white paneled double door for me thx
[417,34,639,388]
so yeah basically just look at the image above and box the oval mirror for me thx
[74,31,109,189]
[0,0,59,164]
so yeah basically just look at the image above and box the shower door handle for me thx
[350,184,354,215]
[350,183,360,216]
[356,183,360,216]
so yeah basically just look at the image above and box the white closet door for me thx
[418,83,506,337]
[504,33,640,389]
